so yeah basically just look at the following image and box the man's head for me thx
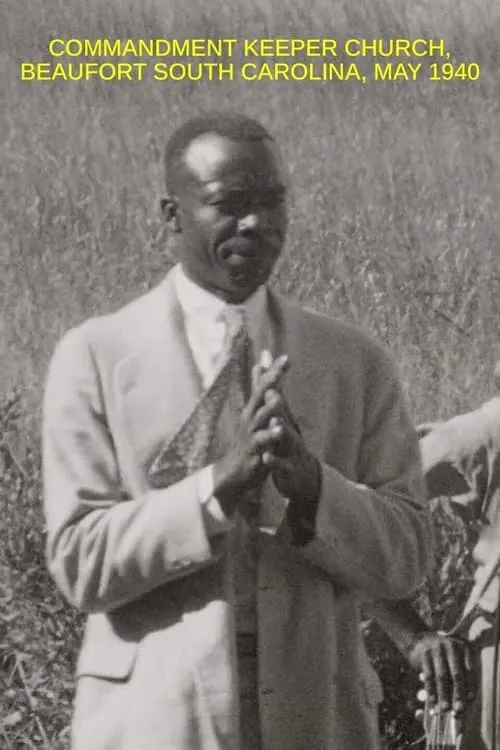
[161,112,288,304]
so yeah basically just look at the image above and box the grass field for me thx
[1,0,500,746]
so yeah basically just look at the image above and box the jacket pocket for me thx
[75,582,183,679]
[76,612,138,680]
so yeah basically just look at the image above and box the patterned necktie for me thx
[149,305,260,633]
[222,306,260,524]
[221,309,261,635]
[149,307,251,488]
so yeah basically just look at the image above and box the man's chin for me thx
[222,281,259,304]
[211,271,260,303]
[222,263,270,298]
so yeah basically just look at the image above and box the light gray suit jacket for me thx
[42,269,433,750]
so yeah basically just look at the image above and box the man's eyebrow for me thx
[260,183,287,197]
[201,178,287,189]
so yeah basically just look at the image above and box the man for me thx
[42,112,433,750]
[369,373,500,749]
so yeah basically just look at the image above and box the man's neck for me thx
[177,264,264,309]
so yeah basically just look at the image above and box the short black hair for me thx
[164,111,274,192]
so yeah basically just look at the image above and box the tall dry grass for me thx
[1,0,500,746]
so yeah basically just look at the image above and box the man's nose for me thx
[237,211,260,234]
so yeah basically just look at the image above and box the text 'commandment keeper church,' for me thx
[47,37,448,58]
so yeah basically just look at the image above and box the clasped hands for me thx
[212,350,321,518]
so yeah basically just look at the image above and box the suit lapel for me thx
[115,271,203,477]
[267,291,319,449]
[262,292,324,537]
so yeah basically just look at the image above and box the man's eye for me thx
[261,190,286,209]
[230,193,252,213]
[210,198,230,211]
[212,193,250,214]
[209,189,285,214]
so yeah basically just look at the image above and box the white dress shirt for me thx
[173,263,271,536]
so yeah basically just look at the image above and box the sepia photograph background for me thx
[2,0,500,746]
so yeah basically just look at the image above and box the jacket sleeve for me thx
[43,326,226,615]
[419,398,500,503]
[298,347,434,599]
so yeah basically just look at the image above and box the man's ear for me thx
[160,196,181,232]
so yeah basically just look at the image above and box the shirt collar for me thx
[174,263,267,327]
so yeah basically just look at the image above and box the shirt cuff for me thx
[198,465,233,536]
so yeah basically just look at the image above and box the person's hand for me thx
[261,393,321,506]
[409,632,474,716]
[212,353,289,516]
[252,350,321,506]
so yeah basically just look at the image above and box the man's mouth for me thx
[219,239,265,276]
[220,238,261,261]
[224,251,258,269]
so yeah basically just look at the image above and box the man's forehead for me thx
[181,132,285,186]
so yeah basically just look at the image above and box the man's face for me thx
[165,132,288,303]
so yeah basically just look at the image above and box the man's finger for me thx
[260,349,274,370]
[253,423,285,450]
[464,642,473,673]
[251,394,284,431]
[422,649,437,708]
[447,640,467,713]
[251,350,276,392]
[465,646,478,703]
[434,642,452,711]
[264,389,275,404]
[249,355,289,411]
[261,451,291,470]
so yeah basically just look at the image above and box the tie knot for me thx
[223,305,247,348]
[224,304,246,326]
